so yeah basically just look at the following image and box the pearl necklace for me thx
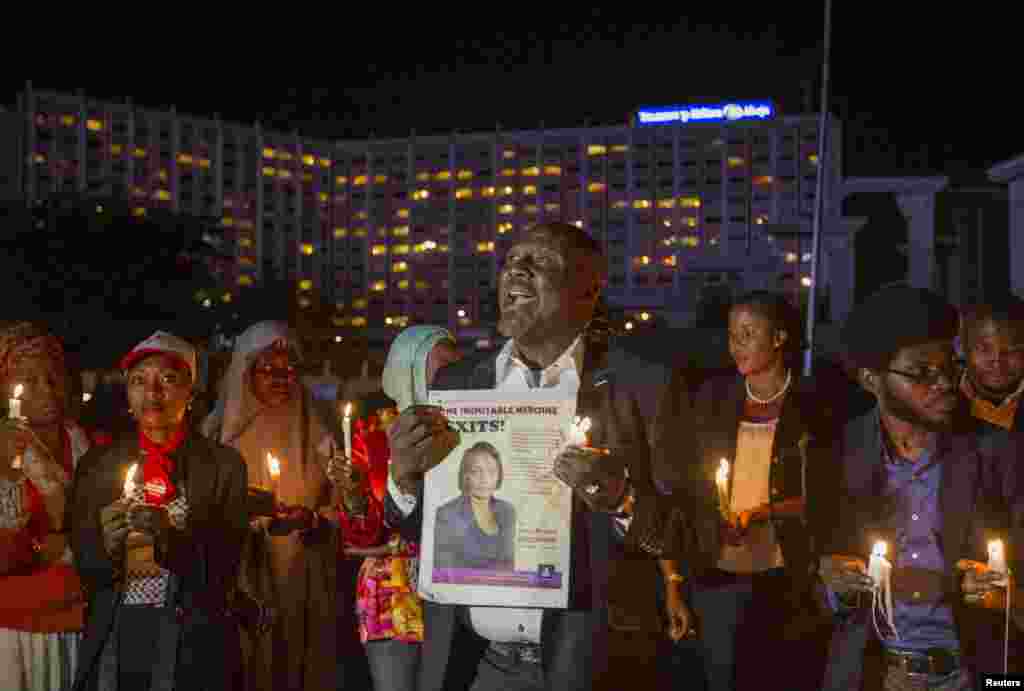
[745,369,792,405]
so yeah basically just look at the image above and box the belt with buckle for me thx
[884,648,960,677]
[489,641,543,666]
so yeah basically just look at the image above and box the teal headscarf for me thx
[382,325,454,412]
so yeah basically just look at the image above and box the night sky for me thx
[9,7,1021,183]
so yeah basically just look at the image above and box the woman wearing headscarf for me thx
[327,325,461,691]
[0,323,90,691]
[70,331,249,691]
[201,321,338,691]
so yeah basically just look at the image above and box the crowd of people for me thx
[0,221,1022,691]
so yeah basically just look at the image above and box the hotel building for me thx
[11,87,844,340]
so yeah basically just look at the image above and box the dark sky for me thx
[11,7,1020,183]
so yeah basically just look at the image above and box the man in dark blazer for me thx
[818,286,1024,691]
[385,222,687,691]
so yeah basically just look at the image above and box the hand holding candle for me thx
[8,384,24,470]
[715,458,731,520]
[123,463,139,499]
[343,402,353,459]
[266,453,281,501]
[868,540,891,588]
[570,416,592,447]
[988,539,1009,587]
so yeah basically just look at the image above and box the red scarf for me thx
[139,424,188,505]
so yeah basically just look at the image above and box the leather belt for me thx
[489,641,542,666]
[884,648,960,677]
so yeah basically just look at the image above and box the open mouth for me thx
[503,285,536,308]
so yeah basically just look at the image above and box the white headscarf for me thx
[382,325,454,411]
[201,321,302,446]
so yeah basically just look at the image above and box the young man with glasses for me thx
[817,285,1023,691]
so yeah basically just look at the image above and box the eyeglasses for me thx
[882,363,962,388]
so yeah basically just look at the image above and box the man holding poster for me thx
[385,223,689,691]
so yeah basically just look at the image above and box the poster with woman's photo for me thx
[418,390,575,609]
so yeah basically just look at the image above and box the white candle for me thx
[868,540,891,587]
[9,384,23,420]
[343,402,353,459]
[570,416,592,447]
[266,453,281,498]
[716,458,731,518]
[988,539,1009,586]
[124,463,139,499]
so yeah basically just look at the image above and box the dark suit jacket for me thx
[678,373,840,585]
[70,432,249,691]
[434,495,517,570]
[819,410,1024,690]
[385,329,688,691]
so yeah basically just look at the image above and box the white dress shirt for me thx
[389,336,583,644]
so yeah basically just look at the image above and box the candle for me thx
[266,453,281,497]
[868,540,891,588]
[9,384,23,420]
[343,402,353,459]
[988,539,1009,586]
[715,458,731,519]
[124,463,139,499]
[570,416,592,447]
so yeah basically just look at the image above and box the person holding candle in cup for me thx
[0,322,92,691]
[201,321,340,691]
[661,291,837,691]
[816,285,1024,691]
[68,331,250,690]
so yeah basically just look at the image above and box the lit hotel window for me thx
[239,220,255,230]
[133,148,147,158]
[130,186,145,196]
[371,281,386,292]
[396,208,410,219]
[32,153,46,164]
[301,243,314,256]
[374,174,388,184]
[658,199,676,209]
[416,171,431,182]
[588,182,606,193]
[458,317,472,327]
[808,154,819,164]
[371,244,387,256]
[177,154,193,165]
[500,186,514,196]
[802,252,813,263]
[355,210,369,220]
[199,158,211,169]
[587,144,607,156]
[727,157,745,168]
[438,244,449,253]
[60,115,76,127]
[544,165,561,176]
[391,226,410,237]
[221,217,235,227]
[110,144,123,156]
[239,237,254,248]
[415,280,429,291]
[612,200,627,209]
[278,151,294,162]
[354,298,368,310]
[455,188,473,200]
[522,166,540,177]
[157,170,169,182]
[154,190,171,201]
[682,236,700,247]
[392,244,410,255]
[755,216,768,225]
[477,241,495,253]
[683,217,698,227]
[378,227,389,237]
[302,154,316,166]
[498,204,515,215]
[497,222,513,234]
[353,228,368,238]
[633,199,652,209]
[435,170,451,181]
[522,185,537,195]
[634,256,652,266]
[501,168,516,177]
[412,189,430,200]
[263,148,276,159]
[332,316,347,327]
[278,169,293,180]
[398,279,410,290]
[785,252,798,263]
[352,317,367,327]
[392,261,409,272]
[354,175,368,186]
[544,203,559,213]
[503,150,516,159]
[262,167,276,177]
[336,176,349,186]
[662,256,678,267]
[299,279,313,291]
[238,257,255,266]
[132,207,147,218]
[457,169,473,180]
[753,176,774,186]
[572,220,584,228]
[524,205,539,215]
[481,187,496,197]
[611,144,629,153]
[238,275,254,286]
[679,196,701,208]
[334,228,348,238]
[662,236,677,247]
[319,192,329,203]
[319,158,332,168]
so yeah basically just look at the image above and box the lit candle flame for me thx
[716,458,730,487]
[13,384,23,399]
[570,416,592,446]
[344,402,352,418]
[266,453,281,479]
[872,540,888,558]
[124,463,139,497]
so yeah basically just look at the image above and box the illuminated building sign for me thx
[636,101,775,126]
